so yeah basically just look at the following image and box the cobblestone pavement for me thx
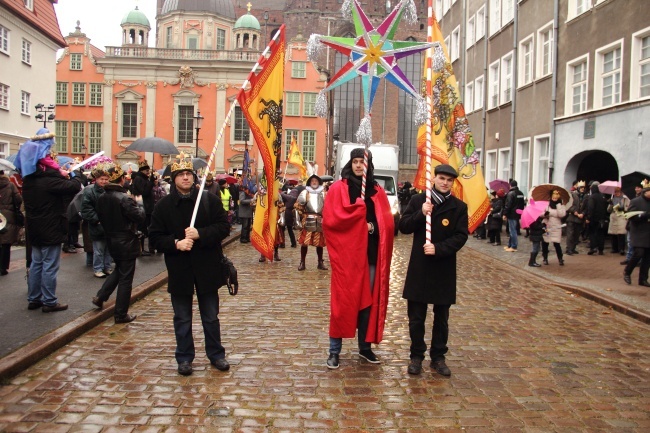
[0,235,649,432]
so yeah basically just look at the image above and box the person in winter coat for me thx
[0,171,22,275]
[607,187,630,255]
[527,216,547,267]
[542,190,567,265]
[502,180,525,252]
[130,160,155,255]
[81,167,112,278]
[148,157,231,376]
[623,184,650,287]
[585,183,609,255]
[487,189,505,246]
[22,143,84,312]
[204,172,221,196]
[399,164,468,377]
[565,180,587,255]
[238,187,254,243]
[90,165,145,323]
[322,148,394,369]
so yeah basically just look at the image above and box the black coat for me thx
[399,192,469,305]
[22,168,83,246]
[149,186,230,295]
[627,190,650,248]
[528,218,546,242]
[131,171,155,214]
[503,187,524,220]
[80,183,106,241]
[487,197,504,230]
[586,189,609,225]
[96,183,145,260]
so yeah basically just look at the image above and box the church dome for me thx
[161,0,236,20]
[121,6,151,28]
[234,12,260,30]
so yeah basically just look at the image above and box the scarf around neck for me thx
[431,187,451,206]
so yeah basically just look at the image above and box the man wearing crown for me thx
[149,156,232,376]
[130,159,156,256]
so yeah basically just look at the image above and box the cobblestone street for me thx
[0,234,649,432]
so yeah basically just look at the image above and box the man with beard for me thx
[400,164,468,377]
[149,157,231,376]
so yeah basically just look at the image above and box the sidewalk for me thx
[464,231,650,323]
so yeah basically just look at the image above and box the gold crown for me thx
[642,179,650,188]
[169,153,194,175]
[106,164,125,182]
[91,162,111,179]
[138,159,150,170]
[576,181,586,188]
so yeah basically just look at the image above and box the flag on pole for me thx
[287,137,307,179]
[414,13,490,233]
[237,25,285,261]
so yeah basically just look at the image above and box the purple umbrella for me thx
[489,179,509,193]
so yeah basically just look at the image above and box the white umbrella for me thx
[0,158,16,173]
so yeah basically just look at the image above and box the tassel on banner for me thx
[402,0,418,25]
[432,44,446,72]
[341,0,353,20]
[355,115,373,145]
[414,96,428,126]
[314,91,328,118]
[307,34,323,62]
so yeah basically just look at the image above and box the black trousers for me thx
[588,223,606,252]
[625,247,650,283]
[407,301,450,361]
[95,258,136,317]
[240,217,252,242]
[0,243,10,273]
[566,221,583,252]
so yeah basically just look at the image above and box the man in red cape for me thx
[322,148,394,369]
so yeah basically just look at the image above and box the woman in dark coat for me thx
[0,172,22,275]
[487,188,505,246]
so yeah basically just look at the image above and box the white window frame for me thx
[21,38,31,65]
[303,93,318,117]
[71,121,85,154]
[516,138,530,197]
[291,61,307,79]
[489,0,501,37]
[467,16,475,48]
[488,60,500,109]
[0,141,8,159]
[72,82,85,106]
[566,54,589,115]
[498,147,510,181]
[285,92,300,116]
[475,75,484,110]
[232,106,250,143]
[24,0,33,11]
[88,122,102,154]
[435,0,443,20]
[518,34,534,86]
[443,0,451,16]
[568,0,592,21]
[502,0,515,25]
[0,83,8,110]
[55,121,68,153]
[501,52,513,103]
[302,130,316,163]
[89,83,102,106]
[451,26,460,62]
[465,81,474,112]
[216,28,226,50]
[476,6,486,40]
[630,26,650,100]
[486,150,498,184]
[532,134,550,186]
[0,25,9,55]
[537,22,554,78]
[21,91,30,114]
[444,35,450,56]
[594,39,623,109]
[70,53,82,70]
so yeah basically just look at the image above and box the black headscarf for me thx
[341,147,376,201]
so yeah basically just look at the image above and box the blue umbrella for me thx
[57,156,74,168]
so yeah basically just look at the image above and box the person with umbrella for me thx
[130,160,155,256]
[541,190,567,266]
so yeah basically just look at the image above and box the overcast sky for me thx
[55,0,158,51]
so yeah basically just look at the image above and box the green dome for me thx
[234,13,260,30]
[121,6,151,28]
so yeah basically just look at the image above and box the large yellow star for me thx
[363,40,385,66]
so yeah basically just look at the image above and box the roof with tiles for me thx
[1,0,66,47]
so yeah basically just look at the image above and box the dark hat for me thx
[350,147,366,160]
[434,164,458,178]
[218,179,227,186]
[138,159,150,171]
[306,174,323,185]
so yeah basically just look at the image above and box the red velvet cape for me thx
[322,179,394,342]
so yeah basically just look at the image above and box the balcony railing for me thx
[105,46,259,62]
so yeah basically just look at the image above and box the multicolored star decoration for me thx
[309,0,437,144]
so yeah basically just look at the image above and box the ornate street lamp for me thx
[34,103,55,128]
[263,10,269,47]
[194,109,204,157]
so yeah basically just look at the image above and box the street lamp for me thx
[263,10,269,47]
[35,103,55,128]
[194,109,204,157]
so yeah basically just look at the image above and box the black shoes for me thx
[317,260,328,270]
[640,281,650,287]
[140,251,152,257]
[358,349,380,364]
[623,273,632,285]
[326,353,340,369]
[92,297,104,310]
[42,303,68,313]
[407,358,422,375]
[587,249,597,255]
[178,361,193,376]
[297,262,305,271]
[431,359,451,376]
[211,358,230,371]
[114,314,136,324]
[559,259,564,266]
[620,260,629,265]
[27,301,42,310]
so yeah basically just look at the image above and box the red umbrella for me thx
[518,199,549,229]
[215,173,238,184]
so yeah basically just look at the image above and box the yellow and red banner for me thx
[414,13,489,232]
[287,136,307,179]
[237,25,285,260]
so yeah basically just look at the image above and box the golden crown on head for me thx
[576,180,586,188]
[169,152,194,175]
[106,164,125,182]
[138,159,150,170]
[642,179,650,189]
[91,162,111,179]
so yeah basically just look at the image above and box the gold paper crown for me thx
[641,179,650,189]
[138,159,150,170]
[169,153,194,175]
[91,162,110,179]
[576,181,586,188]
[106,164,125,182]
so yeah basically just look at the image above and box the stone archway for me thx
[564,150,619,186]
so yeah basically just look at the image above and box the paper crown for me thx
[641,179,650,188]
[138,159,150,170]
[106,164,125,182]
[91,162,111,179]
[169,153,194,176]
[576,181,586,188]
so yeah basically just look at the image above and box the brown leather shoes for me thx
[431,359,451,376]
[298,262,305,271]
[317,260,328,270]
[407,358,422,375]
[42,303,68,313]
[114,314,137,324]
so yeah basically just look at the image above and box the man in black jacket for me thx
[585,183,609,255]
[623,184,650,286]
[91,165,145,323]
[130,160,155,255]
[149,157,231,376]
[502,180,525,252]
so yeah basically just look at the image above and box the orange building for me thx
[54,2,326,178]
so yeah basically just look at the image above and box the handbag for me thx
[12,191,24,227]
[221,255,238,296]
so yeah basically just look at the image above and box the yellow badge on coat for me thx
[442,218,449,226]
